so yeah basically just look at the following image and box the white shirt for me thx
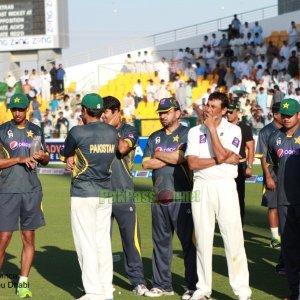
[185,118,241,180]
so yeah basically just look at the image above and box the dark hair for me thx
[208,92,229,109]
[271,102,280,114]
[103,96,121,111]
[82,106,103,118]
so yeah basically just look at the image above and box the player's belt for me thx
[239,158,247,163]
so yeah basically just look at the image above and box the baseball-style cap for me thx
[279,98,300,116]
[227,102,240,113]
[157,97,180,112]
[8,93,29,109]
[81,93,103,109]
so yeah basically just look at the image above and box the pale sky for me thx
[64,0,277,56]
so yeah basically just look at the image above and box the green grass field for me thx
[0,165,289,299]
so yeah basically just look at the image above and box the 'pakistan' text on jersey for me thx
[267,126,300,205]
[143,124,192,201]
[63,122,118,197]
[0,121,47,193]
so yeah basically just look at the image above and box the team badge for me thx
[27,130,34,138]
[173,135,179,142]
[294,136,300,144]
[199,134,207,143]
[155,136,160,144]
[276,137,282,146]
[232,137,240,148]
[7,130,13,138]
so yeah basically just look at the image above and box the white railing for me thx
[62,5,278,68]
[148,5,278,46]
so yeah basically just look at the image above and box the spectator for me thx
[224,66,236,88]
[231,14,241,38]
[42,113,54,138]
[288,21,299,48]
[135,51,143,74]
[124,53,135,73]
[280,41,290,60]
[20,69,29,84]
[155,57,170,82]
[56,111,69,139]
[175,80,187,111]
[40,69,51,102]
[146,79,158,103]
[184,62,197,86]
[49,62,58,94]
[5,86,14,111]
[22,79,32,99]
[194,62,205,78]
[122,92,135,121]
[256,87,269,116]
[219,34,229,53]
[133,79,143,108]
[252,21,263,37]
[288,50,299,78]
[272,84,285,103]
[157,80,171,101]
[56,64,66,93]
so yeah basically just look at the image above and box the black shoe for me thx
[275,264,286,276]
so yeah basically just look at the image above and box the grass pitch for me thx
[0,165,289,299]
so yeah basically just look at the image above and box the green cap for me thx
[157,97,180,112]
[8,93,29,109]
[81,93,103,109]
[227,101,240,113]
[279,98,300,116]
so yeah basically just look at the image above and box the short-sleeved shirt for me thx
[63,121,118,197]
[0,120,47,193]
[267,126,300,205]
[237,122,253,159]
[111,122,139,191]
[185,118,241,180]
[256,122,280,181]
[143,124,192,197]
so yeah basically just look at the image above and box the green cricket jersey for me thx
[63,121,118,197]
[0,120,47,193]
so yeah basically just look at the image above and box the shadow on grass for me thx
[112,251,193,296]
[1,253,20,294]
[34,246,83,298]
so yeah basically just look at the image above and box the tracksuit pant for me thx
[191,178,251,299]
[279,205,300,299]
[71,197,114,300]
[151,201,197,292]
[112,202,146,287]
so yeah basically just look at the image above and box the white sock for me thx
[19,276,28,282]
[270,227,279,239]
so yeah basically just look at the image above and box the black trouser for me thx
[235,162,246,224]
[57,79,64,93]
[112,202,146,287]
[279,205,300,299]
[151,202,197,292]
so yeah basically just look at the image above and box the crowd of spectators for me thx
[122,18,300,134]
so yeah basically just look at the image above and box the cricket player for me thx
[256,102,285,275]
[0,93,49,298]
[142,97,197,300]
[186,92,251,300]
[227,101,255,224]
[62,93,118,300]
[267,99,300,300]
[102,96,148,295]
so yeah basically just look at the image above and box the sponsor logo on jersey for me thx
[155,136,161,144]
[199,134,207,143]
[154,146,177,152]
[232,137,240,148]
[9,140,31,150]
[127,133,135,140]
[277,148,300,157]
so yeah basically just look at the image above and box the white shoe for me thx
[133,284,149,296]
[144,287,174,297]
[182,290,195,300]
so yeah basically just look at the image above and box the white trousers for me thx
[71,197,113,300]
[191,178,251,299]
